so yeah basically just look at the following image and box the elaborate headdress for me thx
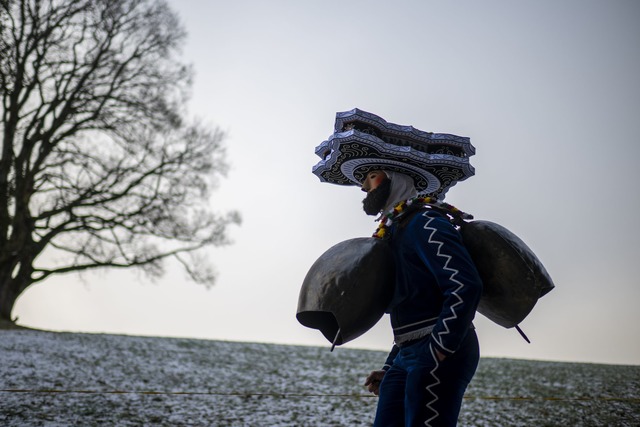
[312,108,476,199]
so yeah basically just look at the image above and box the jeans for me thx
[373,329,479,427]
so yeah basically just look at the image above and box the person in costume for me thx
[310,109,483,426]
[361,169,482,426]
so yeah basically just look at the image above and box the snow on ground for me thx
[1,330,638,426]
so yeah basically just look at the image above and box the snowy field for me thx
[1,330,638,426]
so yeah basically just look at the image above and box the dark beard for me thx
[362,177,392,216]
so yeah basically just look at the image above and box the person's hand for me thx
[435,349,446,362]
[364,370,386,395]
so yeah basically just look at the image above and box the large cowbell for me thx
[296,238,394,347]
[459,220,555,328]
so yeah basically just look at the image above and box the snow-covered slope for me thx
[1,330,638,426]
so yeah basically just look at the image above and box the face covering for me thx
[362,176,392,216]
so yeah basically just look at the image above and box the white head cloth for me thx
[382,171,418,214]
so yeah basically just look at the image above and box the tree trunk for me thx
[0,277,22,322]
[0,255,34,322]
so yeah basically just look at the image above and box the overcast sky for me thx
[14,0,640,366]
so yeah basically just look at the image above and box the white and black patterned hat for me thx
[313,108,476,199]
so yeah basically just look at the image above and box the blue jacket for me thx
[383,208,483,368]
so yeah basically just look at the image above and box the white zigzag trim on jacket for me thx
[422,214,466,354]
[422,214,467,425]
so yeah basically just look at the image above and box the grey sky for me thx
[15,0,640,365]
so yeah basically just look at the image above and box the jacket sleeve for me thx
[413,212,483,356]
[382,345,399,371]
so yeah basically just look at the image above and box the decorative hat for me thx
[313,108,476,199]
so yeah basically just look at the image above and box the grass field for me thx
[1,329,638,426]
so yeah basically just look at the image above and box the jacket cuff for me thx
[431,340,454,357]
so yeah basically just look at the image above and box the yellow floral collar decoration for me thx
[372,197,473,239]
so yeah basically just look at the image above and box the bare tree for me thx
[0,0,240,322]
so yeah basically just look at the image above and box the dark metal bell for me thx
[298,220,555,347]
[459,220,555,328]
[296,237,394,347]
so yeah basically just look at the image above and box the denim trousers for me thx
[373,329,479,427]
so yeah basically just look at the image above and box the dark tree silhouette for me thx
[0,0,240,322]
